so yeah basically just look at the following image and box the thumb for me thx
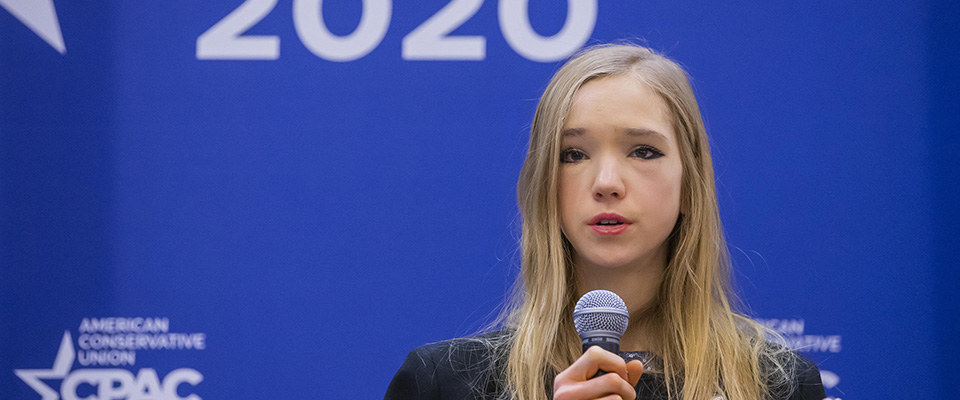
[626,360,644,387]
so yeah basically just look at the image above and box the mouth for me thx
[588,213,631,235]
[589,213,630,225]
[595,219,624,226]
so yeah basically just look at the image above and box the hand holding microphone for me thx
[554,290,644,400]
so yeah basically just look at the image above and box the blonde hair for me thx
[496,43,797,400]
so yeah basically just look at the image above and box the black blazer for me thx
[385,335,826,400]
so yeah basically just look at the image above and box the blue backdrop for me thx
[2,0,957,399]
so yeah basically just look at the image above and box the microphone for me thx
[573,290,630,355]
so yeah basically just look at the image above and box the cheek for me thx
[667,171,683,218]
[669,163,684,211]
[644,163,683,217]
[557,172,580,230]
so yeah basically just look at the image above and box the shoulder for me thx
[734,318,826,400]
[759,343,826,400]
[788,354,826,400]
[385,331,510,400]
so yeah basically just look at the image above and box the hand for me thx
[553,346,645,400]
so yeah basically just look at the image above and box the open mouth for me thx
[589,213,629,225]
[589,214,630,235]
[594,219,624,226]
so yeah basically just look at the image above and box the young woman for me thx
[386,43,828,400]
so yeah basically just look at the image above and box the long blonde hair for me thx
[498,43,796,400]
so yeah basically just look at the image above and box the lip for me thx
[588,213,631,235]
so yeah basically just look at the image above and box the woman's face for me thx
[558,74,683,273]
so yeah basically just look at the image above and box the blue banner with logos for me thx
[2,0,957,399]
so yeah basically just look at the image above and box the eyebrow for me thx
[561,127,586,137]
[620,127,669,141]
[561,127,669,141]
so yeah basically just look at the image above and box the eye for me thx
[632,145,665,160]
[560,148,587,163]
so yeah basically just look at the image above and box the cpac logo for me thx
[14,332,203,400]
[0,0,65,53]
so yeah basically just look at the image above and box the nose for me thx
[592,157,625,201]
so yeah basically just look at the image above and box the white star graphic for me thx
[14,331,75,400]
[0,0,65,54]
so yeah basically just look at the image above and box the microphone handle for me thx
[582,338,620,378]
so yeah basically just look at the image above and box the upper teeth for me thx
[599,220,619,225]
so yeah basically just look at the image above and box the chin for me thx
[575,244,666,272]
[580,252,641,270]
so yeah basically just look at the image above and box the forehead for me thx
[563,74,675,143]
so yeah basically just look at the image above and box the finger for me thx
[625,360,644,387]
[560,346,628,382]
[556,372,636,400]
[595,395,625,400]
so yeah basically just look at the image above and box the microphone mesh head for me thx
[573,290,629,339]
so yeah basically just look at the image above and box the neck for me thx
[573,249,667,352]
